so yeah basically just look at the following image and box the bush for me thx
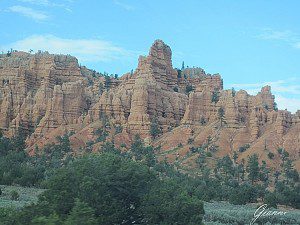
[268,152,275,159]
[200,117,206,125]
[189,146,197,153]
[238,144,250,153]
[187,138,194,144]
[10,190,19,201]
[95,128,108,142]
[229,183,258,205]
[185,85,194,94]
[114,125,123,134]
[206,152,213,157]
[209,145,219,152]
[177,69,182,78]
[120,143,126,148]
[264,192,278,208]
[211,90,220,103]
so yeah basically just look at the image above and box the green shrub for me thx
[206,152,213,157]
[200,117,206,125]
[238,144,250,153]
[10,190,19,201]
[114,125,123,134]
[185,85,194,94]
[187,138,194,144]
[150,119,162,139]
[211,90,220,103]
[264,192,278,208]
[120,143,127,148]
[268,152,275,159]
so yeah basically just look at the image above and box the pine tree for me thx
[181,61,185,70]
[150,118,162,139]
[31,214,62,225]
[104,75,110,90]
[247,154,260,184]
[218,107,226,126]
[64,199,98,225]
[259,160,270,185]
[211,89,220,103]
[233,151,238,164]
[284,159,299,183]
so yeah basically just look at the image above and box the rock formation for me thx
[0,41,299,171]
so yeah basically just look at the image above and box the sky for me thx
[0,0,300,112]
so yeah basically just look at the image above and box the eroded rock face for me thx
[0,41,299,170]
[0,51,85,136]
[87,40,188,136]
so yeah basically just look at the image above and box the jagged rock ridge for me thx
[0,40,299,170]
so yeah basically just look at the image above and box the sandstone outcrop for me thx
[0,41,299,171]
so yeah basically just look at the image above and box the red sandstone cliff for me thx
[0,41,299,171]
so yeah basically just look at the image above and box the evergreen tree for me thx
[284,159,299,183]
[231,87,236,97]
[259,160,270,185]
[277,148,289,166]
[139,180,204,225]
[217,155,234,179]
[247,154,260,184]
[98,83,104,95]
[218,107,226,127]
[185,85,194,94]
[177,69,182,78]
[264,192,278,208]
[211,89,220,103]
[31,214,62,225]
[236,163,245,182]
[104,75,110,90]
[64,200,98,225]
[233,152,238,163]
[131,134,145,160]
[150,118,162,139]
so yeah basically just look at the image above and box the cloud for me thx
[275,95,300,113]
[18,0,51,6]
[0,35,133,63]
[8,5,48,21]
[113,0,135,11]
[18,0,73,12]
[257,29,295,41]
[256,28,300,49]
[294,42,300,49]
[231,79,300,95]
[230,78,300,113]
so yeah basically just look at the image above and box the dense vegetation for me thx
[191,142,299,209]
[0,131,205,225]
[0,129,299,224]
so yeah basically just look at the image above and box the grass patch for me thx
[0,185,45,209]
[204,201,300,225]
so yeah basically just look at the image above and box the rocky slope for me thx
[0,41,299,171]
